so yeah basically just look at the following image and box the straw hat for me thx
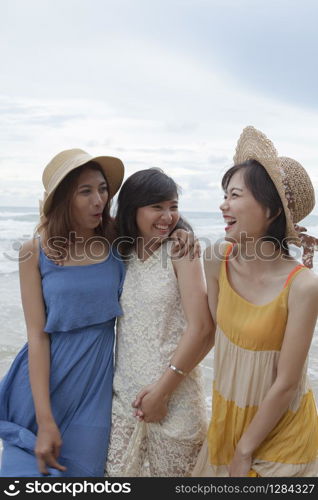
[41,148,124,216]
[233,126,315,246]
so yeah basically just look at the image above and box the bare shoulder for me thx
[289,267,318,303]
[19,238,40,267]
[204,241,228,279]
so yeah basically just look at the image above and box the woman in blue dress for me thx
[0,149,125,477]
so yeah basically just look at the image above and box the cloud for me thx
[0,1,317,214]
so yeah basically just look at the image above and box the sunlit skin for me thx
[218,169,301,305]
[71,168,108,240]
[136,198,180,259]
[220,169,272,247]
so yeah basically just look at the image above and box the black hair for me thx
[115,168,191,255]
[222,159,289,255]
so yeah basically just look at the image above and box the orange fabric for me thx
[283,264,305,288]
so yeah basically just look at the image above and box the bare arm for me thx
[133,253,215,422]
[19,239,66,474]
[230,271,318,477]
[203,244,223,325]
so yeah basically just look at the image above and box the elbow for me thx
[187,319,215,343]
[273,379,299,401]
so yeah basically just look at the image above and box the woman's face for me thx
[71,168,109,234]
[136,197,180,244]
[220,169,271,243]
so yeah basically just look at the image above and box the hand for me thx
[228,446,252,477]
[35,421,67,475]
[170,229,201,259]
[132,383,169,423]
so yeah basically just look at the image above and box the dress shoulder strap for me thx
[224,242,234,272]
[283,264,306,289]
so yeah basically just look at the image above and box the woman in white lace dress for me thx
[106,168,214,477]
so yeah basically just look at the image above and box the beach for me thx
[0,207,318,461]
[1,207,318,401]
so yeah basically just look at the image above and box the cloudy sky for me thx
[0,0,317,212]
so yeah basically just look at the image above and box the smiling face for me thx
[71,167,109,235]
[136,198,180,244]
[220,169,271,243]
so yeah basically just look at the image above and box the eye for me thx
[99,186,108,193]
[80,189,90,195]
[231,192,239,198]
[171,205,179,210]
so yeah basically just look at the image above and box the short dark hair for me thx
[222,159,289,255]
[115,168,189,255]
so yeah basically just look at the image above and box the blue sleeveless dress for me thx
[0,244,125,477]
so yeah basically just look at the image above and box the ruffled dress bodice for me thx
[40,246,124,333]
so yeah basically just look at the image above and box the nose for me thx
[160,209,173,223]
[93,190,103,207]
[220,198,229,211]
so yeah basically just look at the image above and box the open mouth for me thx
[154,224,170,231]
[224,218,237,229]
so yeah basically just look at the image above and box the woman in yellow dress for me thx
[194,126,318,477]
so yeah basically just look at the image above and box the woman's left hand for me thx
[170,229,201,259]
[229,447,252,477]
[132,383,169,423]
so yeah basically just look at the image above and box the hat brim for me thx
[42,154,124,216]
[233,126,300,245]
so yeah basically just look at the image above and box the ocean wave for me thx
[0,214,39,222]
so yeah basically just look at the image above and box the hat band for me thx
[47,153,92,192]
[279,167,295,221]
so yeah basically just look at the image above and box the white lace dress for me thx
[106,242,207,477]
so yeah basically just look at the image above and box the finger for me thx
[171,240,180,252]
[132,390,147,407]
[52,442,62,459]
[37,457,49,475]
[174,240,186,258]
[187,232,195,246]
[47,456,67,472]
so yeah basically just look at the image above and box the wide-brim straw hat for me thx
[41,148,124,216]
[233,126,315,246]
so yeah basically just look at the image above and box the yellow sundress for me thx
[193,244,318,477]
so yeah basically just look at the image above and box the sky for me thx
[0,0,318,212]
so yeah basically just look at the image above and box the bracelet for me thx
[168,363,187,377]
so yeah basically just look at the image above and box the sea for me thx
[0,205,318,419]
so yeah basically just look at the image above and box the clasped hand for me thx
[132,383,169,423]
[228,446,252,477]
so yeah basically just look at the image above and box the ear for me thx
[267,207,282,222]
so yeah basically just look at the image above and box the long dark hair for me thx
[115,167,190,255]
[222,159,289,255]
